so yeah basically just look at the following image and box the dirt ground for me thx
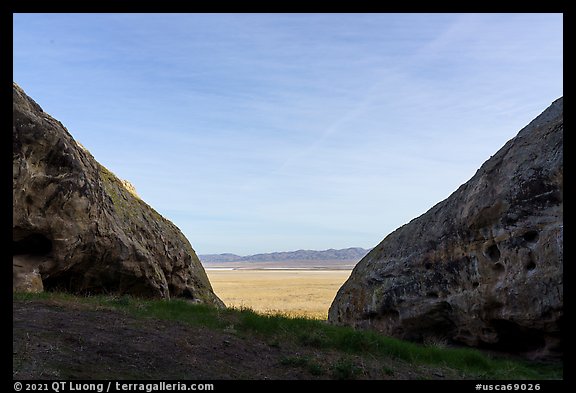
[13,299,463,380]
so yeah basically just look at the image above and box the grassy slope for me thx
[13,292,561,380]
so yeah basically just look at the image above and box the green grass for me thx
[331,356,363,379]
[280,355,325,376]
[13,292,562,380]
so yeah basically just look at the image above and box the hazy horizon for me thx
[199,246,370,256]
[13,13,563,255]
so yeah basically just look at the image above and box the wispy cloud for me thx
[14,13,563,254]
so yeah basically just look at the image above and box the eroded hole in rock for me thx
[424,261,432,270]
[13,234,52,256]
[42,271,80,293]
[523,230,539,243]
[485,319,546,352]
[485,244,501,262]
[167,284,195,300]
[402,301,456,342]
[43,264,157,297]
[472,281,480,288]
[525,260,536,271]
[427,292,439,298]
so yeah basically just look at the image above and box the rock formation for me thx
[329,98,563,357]
[13,83,224,307]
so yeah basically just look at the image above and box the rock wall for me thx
[13,83,224,307]
[328,98,563,357]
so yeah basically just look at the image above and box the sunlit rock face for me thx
[329,98,563,358]
[13,82,224,308]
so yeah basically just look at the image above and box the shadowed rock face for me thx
[329,98,563,358]
[13,83,224,307]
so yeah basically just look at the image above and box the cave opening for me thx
[13,233,52,256]
[13,233,53,292]
[484,319,546,352]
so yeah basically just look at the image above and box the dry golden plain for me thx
[205,269,352,319]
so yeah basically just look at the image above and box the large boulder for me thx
[13,83,224,307]
[329,98,563,358]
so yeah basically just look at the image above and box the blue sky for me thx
[13,13,563,255]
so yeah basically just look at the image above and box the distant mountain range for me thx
[199,247,371,263]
